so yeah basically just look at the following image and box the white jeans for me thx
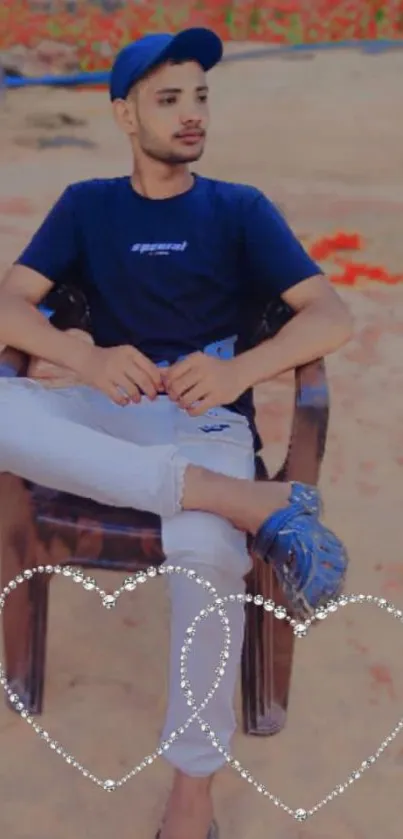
[0,378,255,776]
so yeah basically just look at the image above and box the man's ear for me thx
[112,96,138,137]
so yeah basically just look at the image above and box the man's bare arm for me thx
[0,264,91,373]
[234,274,353,389]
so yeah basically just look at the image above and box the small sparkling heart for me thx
[180,590,403,823]
[0,564,230,793]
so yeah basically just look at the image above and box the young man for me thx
[0,28,352,839]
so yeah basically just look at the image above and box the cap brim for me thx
[159,27,223,73]
[110,27,223,101]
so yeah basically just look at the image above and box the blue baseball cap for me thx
[109,27,223,101]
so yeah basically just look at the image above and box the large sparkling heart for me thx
[0,563,231,791]
[180,591,403,823]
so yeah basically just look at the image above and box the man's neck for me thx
[131,163,194,200]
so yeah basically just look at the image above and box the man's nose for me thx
[180,117,202,128]
[180,109,203,126]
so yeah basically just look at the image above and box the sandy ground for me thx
[1,43,403,839]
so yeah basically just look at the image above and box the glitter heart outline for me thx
[0,562,232,792]
[180,591,403,823]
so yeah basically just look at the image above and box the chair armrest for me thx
[249,298,330,486]
[273,357,329,484]
[0,284,91,379]
[0,347,28,378]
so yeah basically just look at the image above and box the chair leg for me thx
[241,556,295,736]
[0,474,50,715]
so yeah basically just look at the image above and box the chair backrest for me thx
[40,284,91,332]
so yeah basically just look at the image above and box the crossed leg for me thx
[0,379,287,839]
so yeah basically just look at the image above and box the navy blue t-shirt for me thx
[16,174,321,449]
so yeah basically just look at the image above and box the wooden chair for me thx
[0,285,329,735]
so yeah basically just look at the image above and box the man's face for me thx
[116,60,210,165]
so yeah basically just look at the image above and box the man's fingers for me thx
[108,384,132,406]
[125,364,158,400]
[167,371,199,401]
[163,356,195,387]
[138,361,161,391]
[126,386,142,404]
[126,348,162,390]
[179,383,209,410]
[113,374,142,402]
[187,397,213,417]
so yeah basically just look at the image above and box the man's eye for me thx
[198,94,208,103]
[159,96,177,106]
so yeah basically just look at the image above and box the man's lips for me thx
[176,131,204,143]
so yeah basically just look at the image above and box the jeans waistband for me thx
[156,335,237,369]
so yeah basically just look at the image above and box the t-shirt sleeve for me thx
[15,186,82,286]
[240,189,323,300]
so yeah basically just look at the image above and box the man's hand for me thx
[162,352,247,416]
[76,342,162,405]
[29,328,163,406]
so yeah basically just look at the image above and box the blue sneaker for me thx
[252,482,349,619]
